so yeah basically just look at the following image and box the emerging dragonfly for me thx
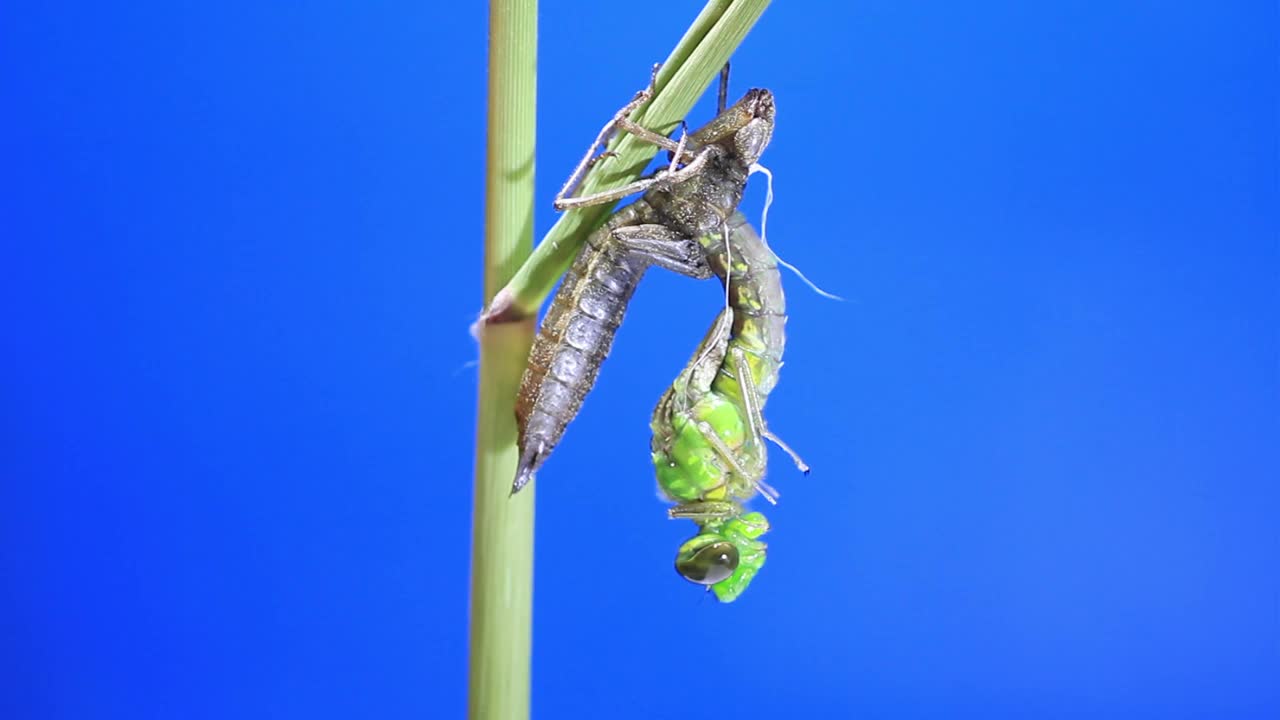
[513,66,777,495]
[652,210,809,603]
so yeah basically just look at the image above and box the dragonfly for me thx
[512,66,777,495]
[652,210,809,602]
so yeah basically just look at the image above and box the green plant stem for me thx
[468,3,769,715]
[482,0,770,324]
[470,0,536,718]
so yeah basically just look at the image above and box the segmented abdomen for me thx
[703,211,787,404]
[651,213,788,505]
[513,226,644,492]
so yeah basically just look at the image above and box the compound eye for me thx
[734,119,772,165]
[675,539,739,585]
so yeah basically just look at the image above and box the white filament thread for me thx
[749,163,844,302]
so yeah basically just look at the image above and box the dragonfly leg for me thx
[669,500,740,521]
[613,116,686,158]
[730,347,811,475]
[554,65,714,211]
[679,309,732,401]
[693,419,764,496]
[656,309,732,421]
[611,225,713,280]
[555,145,721,211]
[554,64,663,207]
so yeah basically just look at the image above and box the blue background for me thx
[3,2,1276,718]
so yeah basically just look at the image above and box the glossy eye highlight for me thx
[675,537,739,585]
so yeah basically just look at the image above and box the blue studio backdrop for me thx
[3,2,1277,718]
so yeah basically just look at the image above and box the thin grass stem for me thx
[470,1,537,718]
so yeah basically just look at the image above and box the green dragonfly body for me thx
[652,212,806,602]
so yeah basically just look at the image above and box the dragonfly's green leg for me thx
[669,499,740,521]
[690,413,779,504]
[611,225,713,280]
[692,419,760,486]
[730,346,811,475]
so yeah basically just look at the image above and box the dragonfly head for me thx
[730,88,775,167]
[675,533,739,586]
[674,512,770,602]
[688,89,776,167]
